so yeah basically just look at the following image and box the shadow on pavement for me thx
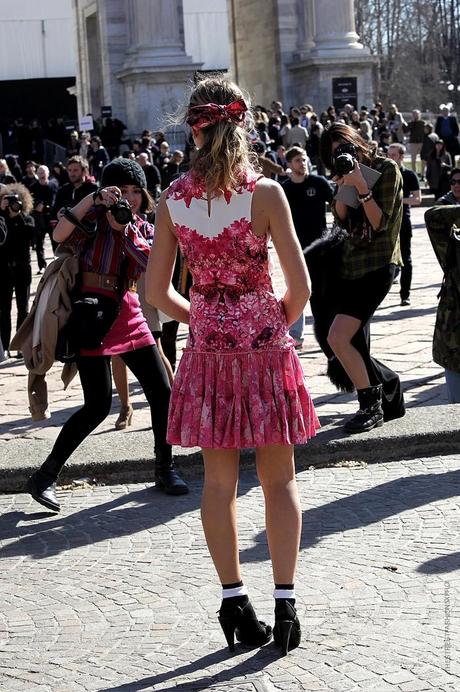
[0,480,250,561]
[97,645,279,692]
[3,468,458,569]
[417,551,460,574]
[238,469,460,564]
[0,399,154,437]
[372,305,436,322]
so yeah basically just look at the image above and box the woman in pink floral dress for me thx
[147,76,319,655]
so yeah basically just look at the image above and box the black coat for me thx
[435,115,460,155]
[0,210,35,266]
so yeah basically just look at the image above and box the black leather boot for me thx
[26,456,63,512]
[154,448,189,495]
[344,384,384,434]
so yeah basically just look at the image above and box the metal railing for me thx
[43,139,67,166]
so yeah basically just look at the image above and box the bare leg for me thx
[201,449,241,584]
[256,444,301,584]
[328,314,370,390]
[112,355,130,407]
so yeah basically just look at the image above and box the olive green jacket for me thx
[425,205,460,372]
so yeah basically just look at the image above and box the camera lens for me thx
[335,153,355,176]
[110,200,133,225]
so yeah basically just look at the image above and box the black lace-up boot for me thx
[154,448,189,495]
[344,384,384,434]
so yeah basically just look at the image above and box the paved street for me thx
[1,201,459,690]
[0,205,447,445]
[0,454,459,691]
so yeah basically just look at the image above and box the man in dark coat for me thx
[435,107,460,163]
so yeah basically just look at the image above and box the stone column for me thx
[117,0,202,132]
[311,0,362,54]
[304,0,316,52]
[297,0,315,55]
[287,0,377,113]
[125,0,187,66]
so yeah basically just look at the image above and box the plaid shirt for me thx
[332,156,403,280]
[63,207,153,279]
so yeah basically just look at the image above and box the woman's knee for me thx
[202,477,238,504]
[327,325,347,354]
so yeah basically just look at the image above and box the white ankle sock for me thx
[222,584,248,599]
[274,588,295,600]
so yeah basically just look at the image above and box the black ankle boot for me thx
[154,448,189,495]
[344,384,384,434]
[26,456,62,512]
[273,599,301,655]
[218,599,272,652]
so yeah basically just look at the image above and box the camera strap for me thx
[62,207,97,238]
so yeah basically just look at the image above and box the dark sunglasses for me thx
[451,178,460,184]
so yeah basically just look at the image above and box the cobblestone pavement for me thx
[0,205,446,446]
[0,455,459,691]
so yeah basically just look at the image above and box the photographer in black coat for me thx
[30,165,57,273]
[0,184,35,357]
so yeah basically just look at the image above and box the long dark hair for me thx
[320,122,377,170]
[140,188,155,214]
[430,139,446,160]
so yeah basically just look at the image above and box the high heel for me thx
[218,600,272,652]
[273,600,301,655]
[115,404,133,430]
[218,614,236,652]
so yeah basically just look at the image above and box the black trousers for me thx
[50,345,171,473]
[399,219,412,301]
[346,266,405,420]
[0,264,31,350]
[33,213,58,269]
[161,251,192,370]
[311,264,405,421]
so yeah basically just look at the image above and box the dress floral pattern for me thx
[166,171,320,448]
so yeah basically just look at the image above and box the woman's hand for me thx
[95,186,122,206]
[96,187,129,231]
[342,160,369,195]
[332,174,346,188]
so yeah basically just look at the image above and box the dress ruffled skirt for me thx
[167,347,320,449]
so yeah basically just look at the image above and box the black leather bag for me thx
[68,291,121,350]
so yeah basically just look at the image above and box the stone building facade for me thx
[228,0,377,112]
[72,0,375,136]
[72,0,227,134]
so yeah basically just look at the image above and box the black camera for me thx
[333,143,357,177]
[109,198,133,225]
[5,194,23,213]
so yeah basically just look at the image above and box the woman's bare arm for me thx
[146,192,190,324]
[53,186,121,243]
[254,178,310,326]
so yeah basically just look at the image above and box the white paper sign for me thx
[79,115,94,132]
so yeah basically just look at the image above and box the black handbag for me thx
[69,291,121,350]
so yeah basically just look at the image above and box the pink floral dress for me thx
[166,171,319,449]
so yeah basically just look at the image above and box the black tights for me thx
[50,345,171,473]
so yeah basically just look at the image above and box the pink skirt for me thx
[167,347,320,449]
[80,289,154,357]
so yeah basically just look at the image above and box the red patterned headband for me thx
[186,98,248,130]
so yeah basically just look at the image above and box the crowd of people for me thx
[2,78,460,655]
